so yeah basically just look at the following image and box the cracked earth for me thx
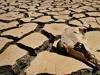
[0,0,100,75]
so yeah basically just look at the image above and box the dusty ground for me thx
[0,0,100,75]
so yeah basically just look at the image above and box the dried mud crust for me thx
[0,0,100,75]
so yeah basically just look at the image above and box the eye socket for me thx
[73,31,78,33]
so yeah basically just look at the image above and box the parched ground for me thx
[0,0,100,75]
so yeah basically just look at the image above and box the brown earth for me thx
[0,0,100,75]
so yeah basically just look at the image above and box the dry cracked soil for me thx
[0,0,100,75]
